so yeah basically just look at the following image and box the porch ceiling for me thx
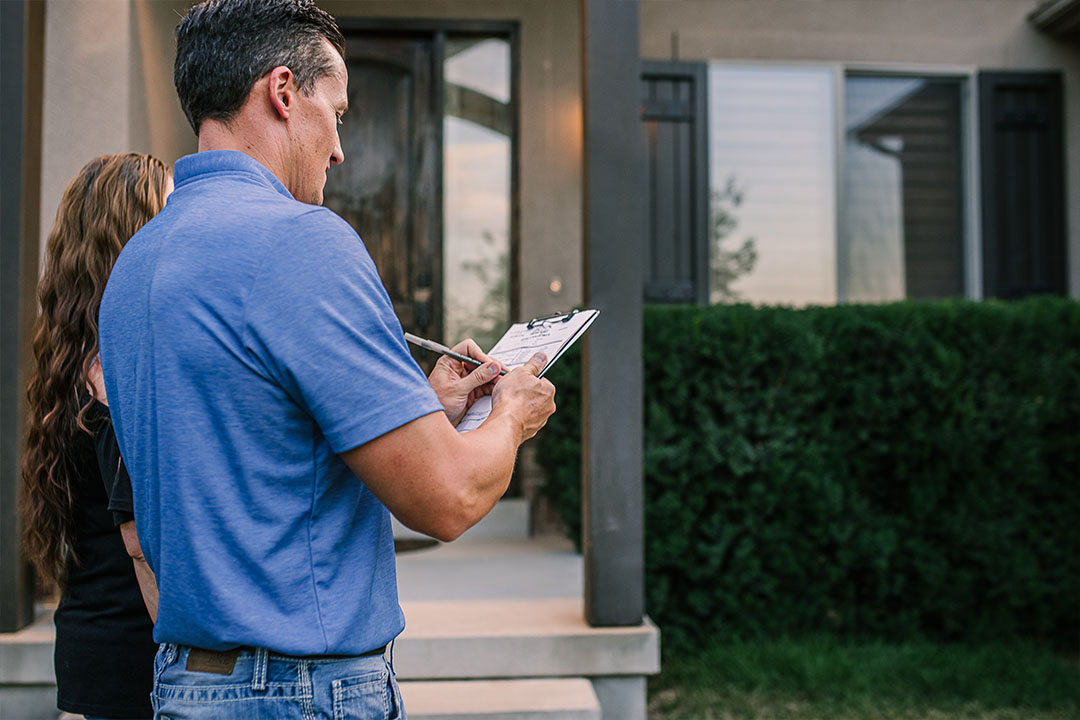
[1030,0,1080,41]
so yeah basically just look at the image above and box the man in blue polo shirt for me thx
[98,1,555,717]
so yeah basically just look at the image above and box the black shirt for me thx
[53,400,156,718]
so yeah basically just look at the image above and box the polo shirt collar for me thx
[173,150,295,201]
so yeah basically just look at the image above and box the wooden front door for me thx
[323,34,443,345]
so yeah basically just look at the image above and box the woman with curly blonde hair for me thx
[21,153,171,720]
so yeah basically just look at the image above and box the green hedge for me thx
[534,298,1080,652]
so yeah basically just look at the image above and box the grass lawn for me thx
[647,636,1080,719]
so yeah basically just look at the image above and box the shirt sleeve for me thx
[95,421,136,527]
[242,208,444,453]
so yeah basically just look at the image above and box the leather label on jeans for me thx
[186,648,239,675]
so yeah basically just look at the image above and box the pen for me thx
[404,333,508,376]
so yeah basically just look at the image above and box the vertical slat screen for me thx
[641,62,709,304]
[979,72,1066,298]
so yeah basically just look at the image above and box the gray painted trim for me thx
[833,64,848,303]
[692,63,710,307]
[581,0,645,627]
[964,77,984,300]
[1,0,36,632]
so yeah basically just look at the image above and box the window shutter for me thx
[979,72,1067,298]
[641,62,709,304]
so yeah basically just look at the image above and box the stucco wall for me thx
[40,0,130,259]
[129,0,198,164]
[640,0,1080,298]
[38,0,196,262]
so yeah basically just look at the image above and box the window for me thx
[842,76,966,302]
[700,64,974,306]
[707,66,837,305]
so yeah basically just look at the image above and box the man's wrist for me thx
[486,400,527,447]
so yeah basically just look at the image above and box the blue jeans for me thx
[151,643,404,720]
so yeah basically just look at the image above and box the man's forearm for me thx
[342,411,522,543]
[434,410,523,535]
[343,353,555,543]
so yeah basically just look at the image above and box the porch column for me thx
[1,0,44,632]
[580,0,646,627]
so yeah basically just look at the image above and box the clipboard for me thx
[455,308,599,433]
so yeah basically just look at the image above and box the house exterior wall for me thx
[38,0,196,263]
[40,0,584,323]
[36,2,1080,304]
[640,0,1080,298]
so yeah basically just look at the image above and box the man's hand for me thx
[343,350,556,542]
[427,338,506,425]
[490,352,556,444]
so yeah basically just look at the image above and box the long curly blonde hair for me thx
[20,153,171,587]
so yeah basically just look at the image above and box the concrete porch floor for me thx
[396,532,584,602]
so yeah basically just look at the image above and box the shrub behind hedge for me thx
[534,299,1080,652]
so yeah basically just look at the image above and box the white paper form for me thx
[455,309,599,433]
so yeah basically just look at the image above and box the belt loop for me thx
[387,639,395,672]
[252,647,268,691]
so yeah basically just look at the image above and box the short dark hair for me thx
[174,0,346,134]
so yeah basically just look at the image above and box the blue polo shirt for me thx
[99,151,443,655]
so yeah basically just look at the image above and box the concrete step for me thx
[0,599,659,696]
[0,606,54,686]
[3,600,657,719]
[395,598,659,680]
[399,679,601,720]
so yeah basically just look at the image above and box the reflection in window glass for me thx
[443,38,511,350]
[843,76,965,301]
[708,66,836,305]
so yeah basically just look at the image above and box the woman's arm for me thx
[90,356,158,621]
[119,520,158,622]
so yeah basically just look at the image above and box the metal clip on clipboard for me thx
[454,308,599,432]
[527,309,579,329]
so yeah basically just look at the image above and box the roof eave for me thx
[1029,0,1080,40]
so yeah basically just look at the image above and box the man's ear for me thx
[267,65,295,120]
